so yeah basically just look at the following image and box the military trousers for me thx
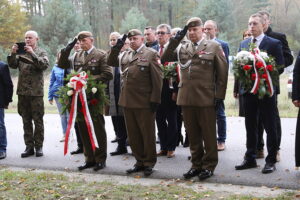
[182,106,218,171]
[18,95,44,149]
[77,114,107,163]
[123,108,157,167]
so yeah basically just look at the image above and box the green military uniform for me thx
[161,19,228,172]
[73,47,113,163]
[7,47,49,149]
[107,29,163,168]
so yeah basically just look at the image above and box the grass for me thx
[0,168,297,200]
[7,73,298,117]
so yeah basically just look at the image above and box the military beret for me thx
[77,31,93,40]
[186,17,203,27]
[127,29,142,38]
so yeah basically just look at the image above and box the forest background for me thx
[1,0,300,116]
[1,0,300,68]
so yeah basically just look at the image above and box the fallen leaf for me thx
[134,175,141,179]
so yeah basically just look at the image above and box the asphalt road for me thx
[1,114,300,189]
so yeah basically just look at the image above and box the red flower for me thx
[261,74,268,79]
[251,73,256,80]
[243,65,251,71]
[256,61,264,69]
[90,99,98,105]
[266,65,273,71]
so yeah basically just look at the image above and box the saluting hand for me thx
[174,25,188,41]
[66,37,78,51]
[113,34,127,51]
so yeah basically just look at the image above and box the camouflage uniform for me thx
[7,47,49,149]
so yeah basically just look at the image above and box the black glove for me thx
[65,37,78,51]
[214,98,222,110]
[150,102,159,113]
[174,25,188,41]
[113,34,127,51]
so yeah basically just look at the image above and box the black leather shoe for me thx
[111,138,118,143]
[78,162,96,171]
[126,165,144,174]
[183,138,189,148]
[144,167,153,176]
[94,162,106,171]
[183,168,201,179]
[21,147,34,158]
[71,148,83,155]
[198,169,213,180]
[35,147,43,157]
[0,152,6,160]
[235,160,257,170]
[110,148,127,156]
[262,163,276,174]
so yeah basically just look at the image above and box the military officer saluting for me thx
[161,17,228,180]
[107,29,163,176]
[59,31,113,171]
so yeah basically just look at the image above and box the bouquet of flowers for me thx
[57,71,108,155]
[233,44,280,99]
[57,71,108,120]
[161,62,180,81]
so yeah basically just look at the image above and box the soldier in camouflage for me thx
[7,30,49,158]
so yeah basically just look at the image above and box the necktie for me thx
[159,45,164,57]
[193,43,198,51]
[252,38,257,44]
[84,51,88,58]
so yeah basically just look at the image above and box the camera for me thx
[16,42,26,54]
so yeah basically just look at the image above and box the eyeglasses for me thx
[243,34,252,37]
[156,31,170,35]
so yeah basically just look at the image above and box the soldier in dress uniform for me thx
[161,17,228,180]
[8,30,49,158]
[107,29,163,176]
[58,31,113,171]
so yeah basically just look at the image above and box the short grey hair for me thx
[25,30,39,38]
[258,10,271,19]
[156,24,171,34]
[250,13,266,24]
[204,20,218,30]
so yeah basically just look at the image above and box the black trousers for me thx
[295,109,300,167]
[243,93,278,164]
[156,105,178,151]
[74,122,83,149]
[257,95,281,151]
[111,116,127,149]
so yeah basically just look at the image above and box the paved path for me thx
[1,114,300,189]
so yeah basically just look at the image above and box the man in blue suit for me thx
[0,61,13,159]
[235,13,284,174]
[204,20,229,151]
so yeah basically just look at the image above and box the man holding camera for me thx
[7,30,49,158]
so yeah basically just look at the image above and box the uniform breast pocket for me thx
[198,54,214,67]
[132,62,149,79]
[88,64,101,75]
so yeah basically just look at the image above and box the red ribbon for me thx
[64,72,98,155]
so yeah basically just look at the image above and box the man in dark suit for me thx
[204,20,230,151]
[292,51,300,167]
[235,13,284,174]
[255,10,294,160]
[0,62,13,159]
[153,24,178,158]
